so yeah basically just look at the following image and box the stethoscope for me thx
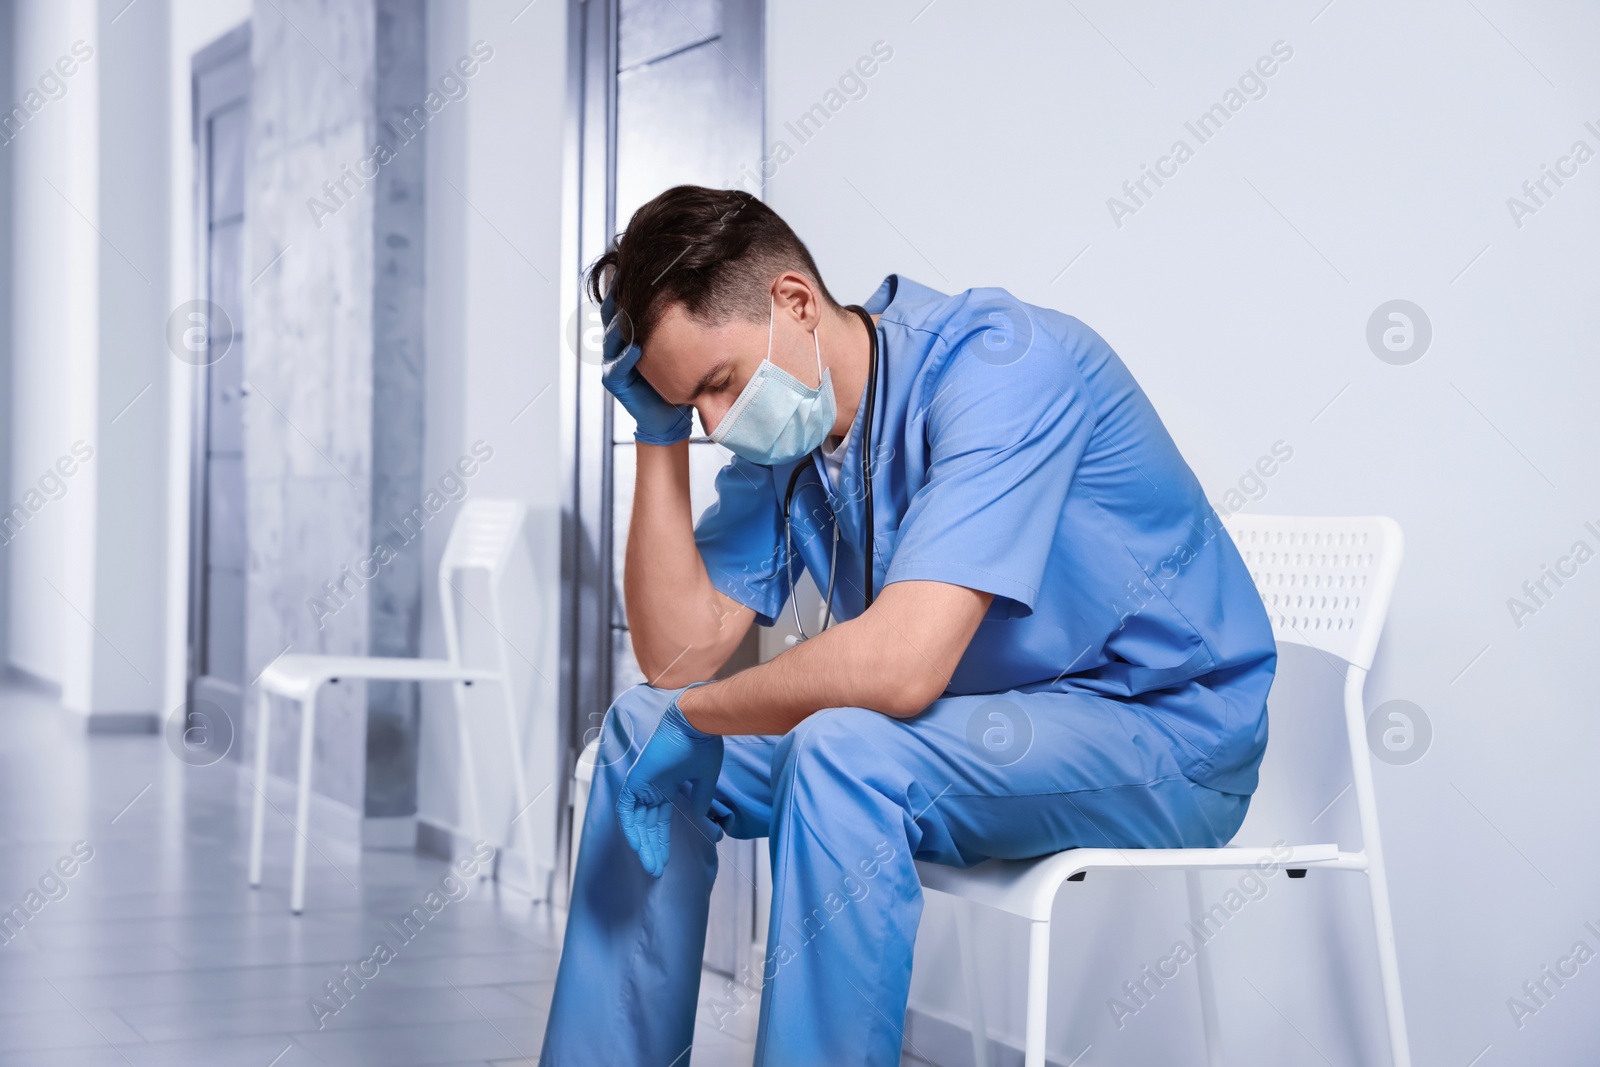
[781,304,879,643]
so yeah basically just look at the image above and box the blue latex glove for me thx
[599,291,695,446]
[615,683,724,878]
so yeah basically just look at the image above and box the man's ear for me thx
[772,271,821,329]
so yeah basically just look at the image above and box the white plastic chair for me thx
[248,498,537,913]
[571,737,601,900]
[916,514,1412,1067]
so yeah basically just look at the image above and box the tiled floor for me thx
[0,682,763,1066]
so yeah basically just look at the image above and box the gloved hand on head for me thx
[615,682,723,878]
[599,290,695,446]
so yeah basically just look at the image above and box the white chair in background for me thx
[570,737,601,900]
[248,498,539,914]
[917,515,1413,1067]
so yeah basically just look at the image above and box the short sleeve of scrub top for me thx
[691,451,797,627]
[883,331,1097,618]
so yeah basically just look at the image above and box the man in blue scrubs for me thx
[539,186,1276,1067]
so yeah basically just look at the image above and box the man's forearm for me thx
[675,614,905,736]
[677,580,994,735]
[624,439,748,683]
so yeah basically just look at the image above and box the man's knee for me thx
[776,707,917,865]
[780,705,896,785]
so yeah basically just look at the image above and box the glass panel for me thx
[207,220,244,359]
[615,41,762,229]
[611,442,634,630]
[203,565,246,684]
[610,625,646,703]
[618,0,721,72]
[208,335,245,454]
[610,439,738,629]
[205,454,247,571]
[760,566,822,662]
[687,441,736,520]
[200,86,249,695]
[611,395,638,445]
[209,101,248,223]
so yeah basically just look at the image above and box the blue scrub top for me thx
[693,274,1276,794]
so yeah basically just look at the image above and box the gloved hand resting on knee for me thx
[615,683,723,877]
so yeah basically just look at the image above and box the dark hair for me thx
[587,186,837,350]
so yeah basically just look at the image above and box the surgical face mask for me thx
[708,296,836,466]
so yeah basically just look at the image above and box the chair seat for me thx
[917,842,1342,922]
[258,654,499,699]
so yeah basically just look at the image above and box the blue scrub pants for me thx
[538,683,1250,1067]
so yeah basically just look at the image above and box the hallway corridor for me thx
[0,683,760,1066]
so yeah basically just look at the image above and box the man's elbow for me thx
[876,661,948,719]
[633,640,727,691]
[646,662,708,691]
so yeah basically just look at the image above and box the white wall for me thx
[0,0,13,671]
[4,0,248,715]
[766,1,1600,1064]
[7,0,97,692]
[418,0,568,883]
[7,0,168,716]
[92,0,168,714]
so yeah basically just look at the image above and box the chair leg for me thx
[499,683,541,899]
[568,755,588,902]
[1023,919,1051,1067]
[1186,870,1225,1067]
[451,680,487,871]
[290,691,318,914]
[248,687,273,888]
[1365,864,1413,1067]
[953,898,991,1067]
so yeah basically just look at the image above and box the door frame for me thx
[559,0,767,965]
[186,22,252,722]
[552,0,616,911]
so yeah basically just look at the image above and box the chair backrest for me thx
[441,498,526,576]
[437,498,528,669]
[1223,514,1408,866]
[1222,514,1403,671]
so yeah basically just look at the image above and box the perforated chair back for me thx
[1222,514,1403,671]
[1215,512,1412,1067]
[438,499,528,670]
[441,498,526,576]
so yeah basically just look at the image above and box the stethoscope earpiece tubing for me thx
[851,304,878,609]
[782,305,879,641]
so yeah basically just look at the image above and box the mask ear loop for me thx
[811,315,824,388]
[765,294,776,366]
